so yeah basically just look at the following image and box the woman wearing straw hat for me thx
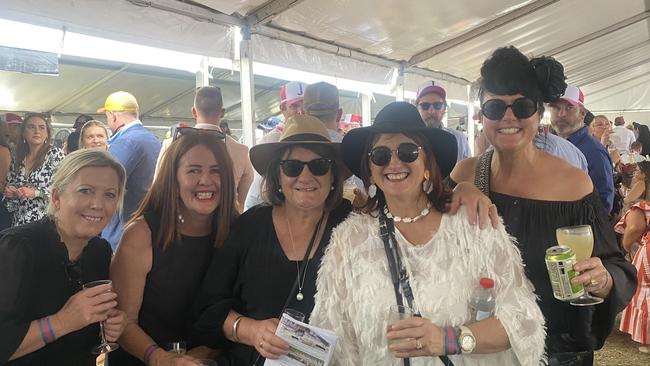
[309,102,545,365]
[192,115,352,365]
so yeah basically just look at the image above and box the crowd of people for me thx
[0,45,647,366]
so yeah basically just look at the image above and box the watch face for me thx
[461,334,476,350]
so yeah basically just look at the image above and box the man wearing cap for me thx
[610,116,636,155]
[155,86,254,212]
[101,91,161,249]
[244,82,307,210]
[258,81,306,144]
[4,113,23,149]
[416,81,471,162]
[550,85,614,212]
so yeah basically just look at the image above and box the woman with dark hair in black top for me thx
[635,124,650,157]
[110,130,238,366]
[450,46,636,366]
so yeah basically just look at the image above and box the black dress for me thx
[491,191,636,358]
[110,211,216,365]
[192,201,351,366]
[0,218,112,365]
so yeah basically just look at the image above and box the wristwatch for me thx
[458,325,476,354]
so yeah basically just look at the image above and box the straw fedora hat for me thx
[249,114,350,178]
[341,101,457,178]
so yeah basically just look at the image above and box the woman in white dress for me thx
[309,102,545,366]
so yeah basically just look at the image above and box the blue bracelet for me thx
[443,326,460,355]
[37,318,49,345]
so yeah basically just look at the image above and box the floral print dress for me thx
[5,147,64,226]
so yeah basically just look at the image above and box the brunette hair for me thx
[358,132,452,213]
[262,144,344,212]
[15,113,53,174]
[127,132,237,249]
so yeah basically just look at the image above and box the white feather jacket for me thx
[310,207,546,365]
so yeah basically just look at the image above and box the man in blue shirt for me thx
[100,91,161,249]
[416,81,471,162]
[550,85,614,212]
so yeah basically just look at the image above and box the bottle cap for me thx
[480,278,494,289]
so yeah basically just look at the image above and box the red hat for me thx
[280,81,306,106]
[5,113,23,124]
[559,85,585,107]
[416,80,447,101]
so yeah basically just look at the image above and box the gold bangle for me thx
[232,315,245,342]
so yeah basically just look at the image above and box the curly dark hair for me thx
[477,46,567,116]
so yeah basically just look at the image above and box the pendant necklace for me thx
[286,215,310,301]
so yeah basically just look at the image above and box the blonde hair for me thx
[47,149,126,217]
[79,120,110,149]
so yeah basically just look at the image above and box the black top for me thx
[192,201,351,365]
[490,190,636,353]
[0,217,112,365]
[110,211,216,365]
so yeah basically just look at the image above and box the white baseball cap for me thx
[280,81,307,106]
[559,85,585,107]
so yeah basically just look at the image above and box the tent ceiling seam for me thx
[406,0,559,67]
[245,0,306,26]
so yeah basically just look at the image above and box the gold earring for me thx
[424,170,430,181]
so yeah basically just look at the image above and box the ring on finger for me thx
[488,204,496,209]
[415,338,423,350]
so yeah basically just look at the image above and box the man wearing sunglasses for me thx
[416,81,471,162]
[154,86,254,212]
[550,85,614,213]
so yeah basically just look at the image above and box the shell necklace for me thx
[384,202,432,223]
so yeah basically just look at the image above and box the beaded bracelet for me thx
[143,344,160,365]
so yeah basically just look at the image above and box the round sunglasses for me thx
[280,158,333,177]
[481,97,538,120]
[368,143,422,166]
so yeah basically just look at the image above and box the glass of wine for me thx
[556,225,604,306]
[82,280,120,354]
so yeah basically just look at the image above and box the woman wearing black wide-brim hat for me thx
[310,101,546,365]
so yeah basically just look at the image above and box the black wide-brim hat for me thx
[342,101,458,178]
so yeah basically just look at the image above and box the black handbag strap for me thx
[379,210,455,366]
[280,215,324,313]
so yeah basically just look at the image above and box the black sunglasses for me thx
[418,102,445,111]
[280,158,333,177]
[481,97,538,120]
[65,260,82,291]
[172,126,226,142]
[368,143,422,166]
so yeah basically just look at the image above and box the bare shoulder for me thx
[450,156,479,183]
[542,153,593,200]
[116,217,152,253]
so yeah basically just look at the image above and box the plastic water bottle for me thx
[469,278,496,322]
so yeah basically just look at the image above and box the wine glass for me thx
[556,225,604,306]
[82,280,120,354]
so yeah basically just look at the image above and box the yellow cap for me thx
[97,91,139,113]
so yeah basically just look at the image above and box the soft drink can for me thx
[545,246,585,301]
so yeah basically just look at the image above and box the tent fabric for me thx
[1,0,650,114]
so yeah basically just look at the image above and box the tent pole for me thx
[239,27,256,147]
[196,56,209,88]
[361,93,372,127]
[396,64,405,101]
[467,84,475,157]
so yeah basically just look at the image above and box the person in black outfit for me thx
[636,124,650,157]
[110,129,238,366]
[0,149,127,365]
[449,46,637,366]
[192,115,351,365]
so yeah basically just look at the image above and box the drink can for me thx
[545,246,585,301]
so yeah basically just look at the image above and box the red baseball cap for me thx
[4,113,23,124]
